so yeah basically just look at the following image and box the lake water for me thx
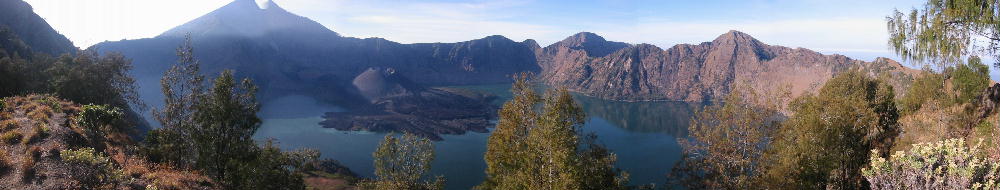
[253,84,699,190]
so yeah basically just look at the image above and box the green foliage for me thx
[191,70,262,187]
[148,35,205,167]
[669,85,785,189]
[359,133,444,190]
[888,0,1000,66]
[863,138,1000,190]
[764,71,900,189]
[952,56,991,104]
[60,147,130,189]
[145,36,309,189]
[1,131,21,145]
[76,104,125,136]
[898,70,947,114]
[234,140,309,190]
[479,73,629,190]
[46,51,143,109]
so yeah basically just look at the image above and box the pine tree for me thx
[143,35,311,189]
[479,73,629,190]
[147,34,205,166]
[360,133,444,190]
[888,0,1000,67]
[480,73,541,190]
[192,69,261,188]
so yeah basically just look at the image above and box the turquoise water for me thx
[253,85,698,189]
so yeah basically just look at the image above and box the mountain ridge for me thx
[0,0,76,55]
[91,0,919,107]
[538,30,920,102]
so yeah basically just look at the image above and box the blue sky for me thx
[24,0,936,63]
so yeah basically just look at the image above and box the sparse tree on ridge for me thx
[669,84,786,189]
[359,133,444,190]
[479,73,629,190]
[763,71,900,190]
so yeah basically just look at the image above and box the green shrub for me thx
[60,147,128,187]
[1,131,21,145]
[952,57,991,104]
[76,104,124,135]
[897,70,946,115]
[764,71,899,189]
[863,138,1000,190]
[37,96,61,111]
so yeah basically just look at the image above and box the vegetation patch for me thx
[76,104,124,137]
[1,131,22,145]
[20,146,40,182]
[61,147,129,188]
[21,124,48,145]
[863,138,1000,189]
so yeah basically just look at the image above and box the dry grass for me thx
[896,100,964,151]
[20,124,49,145]
[0,95,220,189]
[142,164,218,190]
[0,120,17,131]
[20,146,41,182]
[0,150,9,175]
[1,131,22,145]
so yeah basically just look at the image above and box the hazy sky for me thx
[25,0,926,61]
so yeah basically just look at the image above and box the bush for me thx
[764,71,899,189]
[60,147,129,188]
[36,96,61,111]
[76,104,124,136]
[863,138,1000,190]
[897,70,946,115]
[952,57,990,104]
[1,131,22,144]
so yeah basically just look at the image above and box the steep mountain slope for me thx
[0,95,217,190]
[160,0,337,38]
[0,0,152,134]
[539,30,920,101]
[92,0,539,108]
[0,0,76,55]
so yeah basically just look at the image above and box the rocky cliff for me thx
[538,30,920,101]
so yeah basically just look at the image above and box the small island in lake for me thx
[320,67,499,140]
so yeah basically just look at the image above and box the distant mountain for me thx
[160,0,337,38]
[92,0,917,108]
[0,0,76,55]
[538,30,920,101]
[92,0,539,108]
